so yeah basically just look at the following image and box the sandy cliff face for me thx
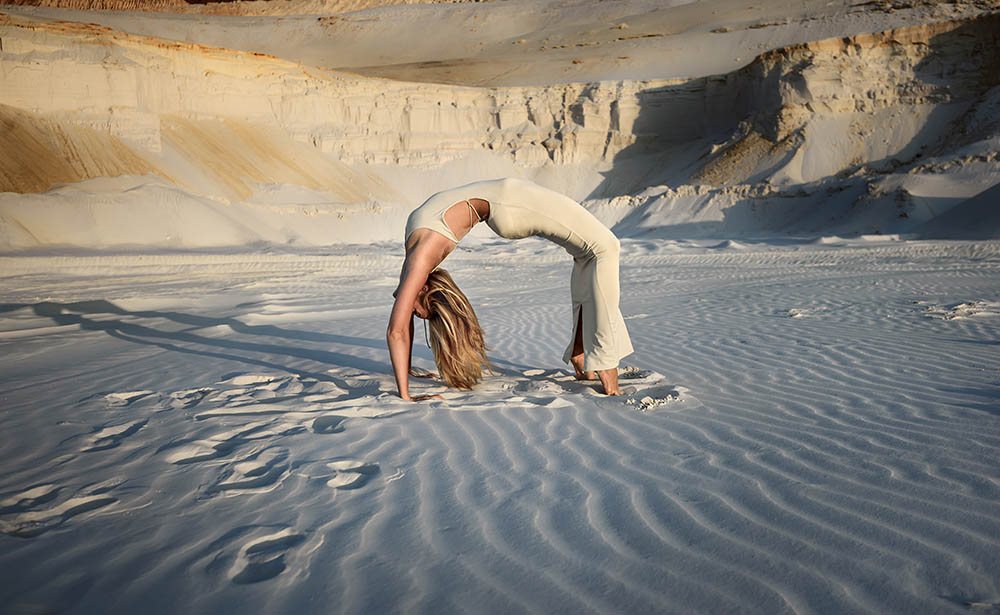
[7,9,994,185]
[0,12,669,192]
[579,12,1000,237]
[1,5,998,247]
[692,14,1000,186]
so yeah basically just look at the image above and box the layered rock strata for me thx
[2,9,999,229]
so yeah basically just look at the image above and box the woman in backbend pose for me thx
[388,177,633,400]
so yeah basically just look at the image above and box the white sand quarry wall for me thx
[1,9,998,248]
[0,12,660,175]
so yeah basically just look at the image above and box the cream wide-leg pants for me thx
[558,227,634,372]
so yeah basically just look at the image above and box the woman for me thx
[387,177,633,400]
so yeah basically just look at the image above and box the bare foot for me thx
[570,353,598,380]
[596,368,620,395]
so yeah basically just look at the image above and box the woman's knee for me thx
[592,233,619,257]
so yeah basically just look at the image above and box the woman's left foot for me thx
[571,354,598,380]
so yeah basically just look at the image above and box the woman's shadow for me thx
[2,300,537,388]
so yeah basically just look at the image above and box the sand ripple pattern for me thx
[0,240,998,613]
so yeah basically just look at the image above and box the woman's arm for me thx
[387,311,414,399]
[387,253,436,400]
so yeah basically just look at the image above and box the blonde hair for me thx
[419,269,490,389]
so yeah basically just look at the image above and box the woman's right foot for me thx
[596,368,620,395]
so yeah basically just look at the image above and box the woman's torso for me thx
[405,178,616,259]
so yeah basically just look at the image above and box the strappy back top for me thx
[404,178,614,261]
[405,188,487,244]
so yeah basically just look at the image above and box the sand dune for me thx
[0,104,165,194]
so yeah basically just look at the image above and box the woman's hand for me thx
[405,394,444,402]
[409,367,440,380]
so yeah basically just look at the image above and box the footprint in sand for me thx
[514,378,565,394]
[508,369,574,395]
[206,446,290,495]
[222,374,284,386]
[324,459,380,490]
[169,387,213,409]
[516,366,662,392]
[206,387,257,405]
[290,458,381,490]
[0,484,60,514]
[626,385,683,411]
[0,482,118,538]
[624,382,704,413]
[523,396,575,409]
[104,390,156,407]
[162,420,297,464]
[609,368,699,412]
[189,370,406,420]
[616,366,662,385]
[229,528,307,584]
[920,299,1000,320]
[325,367,388,395]
[81,419,147,452]
[204,376,303,406]
[312,414,348,434]
[188,373,347,420]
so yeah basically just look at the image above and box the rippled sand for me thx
[1,238,998,613]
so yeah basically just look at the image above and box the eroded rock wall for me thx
[2,9,999,213]
[692,13,1000,185]
[0,11,664,185]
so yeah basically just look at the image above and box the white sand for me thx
[1,239,999,612]
[1,0,1000,611]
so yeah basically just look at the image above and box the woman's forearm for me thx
[387,324,412,400]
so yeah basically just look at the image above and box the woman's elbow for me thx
[386,326,409,342]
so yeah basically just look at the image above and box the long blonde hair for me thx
[419,269,490,389]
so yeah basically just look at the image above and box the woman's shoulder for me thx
[405,230,454,263]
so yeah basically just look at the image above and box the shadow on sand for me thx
[0,300,533,386]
